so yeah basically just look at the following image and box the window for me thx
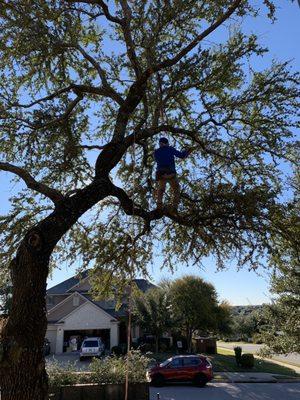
[183,357,201,366]
[46,296,54,306]
[170,358,183,368]
[160,358,172,367]
[82,340,99,348]
[73,295,79,306]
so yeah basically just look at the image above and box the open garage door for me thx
[63,329,110,352]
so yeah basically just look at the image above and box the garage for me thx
[52,301,120,354]
[63,329,110,352]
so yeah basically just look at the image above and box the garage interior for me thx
[63,329,110,352]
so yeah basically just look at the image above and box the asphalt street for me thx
[150,382,300,400]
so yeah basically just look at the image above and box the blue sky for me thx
[2,1,300,305]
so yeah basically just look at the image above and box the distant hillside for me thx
[231,305,266,316]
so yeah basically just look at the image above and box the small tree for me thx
[215,301,233,337]
[133,288,173,353]
[260,201,300,355]
[170,276,221,352]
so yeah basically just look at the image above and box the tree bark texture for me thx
[0,179,111,399]
[0,231,50,400]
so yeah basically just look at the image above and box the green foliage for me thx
[0,1,299,303]
[230,306,269,340]
[234,346,242,366]
[90,351,150,384]
[215,301,233,336]
[240,353,255,368]
[133,288,173,352]
[47,351,150,387]
[259,187,300,355]
[169,276,227,351]
[47,360,79,387]
[0,269,12,315]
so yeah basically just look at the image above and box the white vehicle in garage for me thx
[79,337,105,361]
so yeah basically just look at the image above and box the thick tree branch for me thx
[0,162,64,204]
[109,180,239,229]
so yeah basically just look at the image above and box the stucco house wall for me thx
[53,302,119,354]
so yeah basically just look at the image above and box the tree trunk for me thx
[0,179,111,399]
[155,335,159,353]
[187,329,193,353]
[0,231,50,400]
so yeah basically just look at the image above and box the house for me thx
[45,270,156,354]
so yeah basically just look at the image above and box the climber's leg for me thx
[156,178,167,209]
[169,176,180,211]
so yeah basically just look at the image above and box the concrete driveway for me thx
[150,382,300,400]
[46,352,92,371]
[218,342,300,367]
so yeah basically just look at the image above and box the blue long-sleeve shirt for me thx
[154,146,188,173]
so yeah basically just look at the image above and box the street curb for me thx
[212,380,277,383]
[212,378,300,384]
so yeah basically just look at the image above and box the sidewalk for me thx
[214,372,297,383]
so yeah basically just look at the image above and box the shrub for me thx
[111,345,123,356]
[234,346,242,366]
[47,360,78,387]
[252,333,263,344]
[240,353,255,369]
[90,350,151,384]
[140,342,152,353]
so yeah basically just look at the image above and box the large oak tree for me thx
[0,1,299,399]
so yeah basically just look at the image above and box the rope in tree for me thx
[124,128,137,400]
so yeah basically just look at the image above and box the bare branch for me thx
[79,144,106,151]
[32,94,83,130]
[0,162,64,204]
[119,0,141,77]
[150,0,243,73]
[65,0,123,25]
[69,44,124,104]
[11,86,75,108]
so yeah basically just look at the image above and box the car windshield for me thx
[160,358,172,367]
[83,340,99,347]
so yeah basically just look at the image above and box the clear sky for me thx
[1,1,300,305]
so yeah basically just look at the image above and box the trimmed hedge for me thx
[240,353,255,368]
[234,346,242,366]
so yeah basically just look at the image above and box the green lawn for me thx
[209,348,299,377]
[150,348,299,377]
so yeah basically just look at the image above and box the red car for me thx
[148,355,213,387]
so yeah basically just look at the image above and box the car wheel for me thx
[79,357,84,362]
[193,373,207,387]
[151,374,165,387]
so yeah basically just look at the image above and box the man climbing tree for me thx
[154,137,191,212]
[0,1,299,399]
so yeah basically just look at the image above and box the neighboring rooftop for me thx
[46,270,89,294]
[47,270,156,295]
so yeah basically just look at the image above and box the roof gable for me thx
[57,299,117,325]
[47,271,156,295]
